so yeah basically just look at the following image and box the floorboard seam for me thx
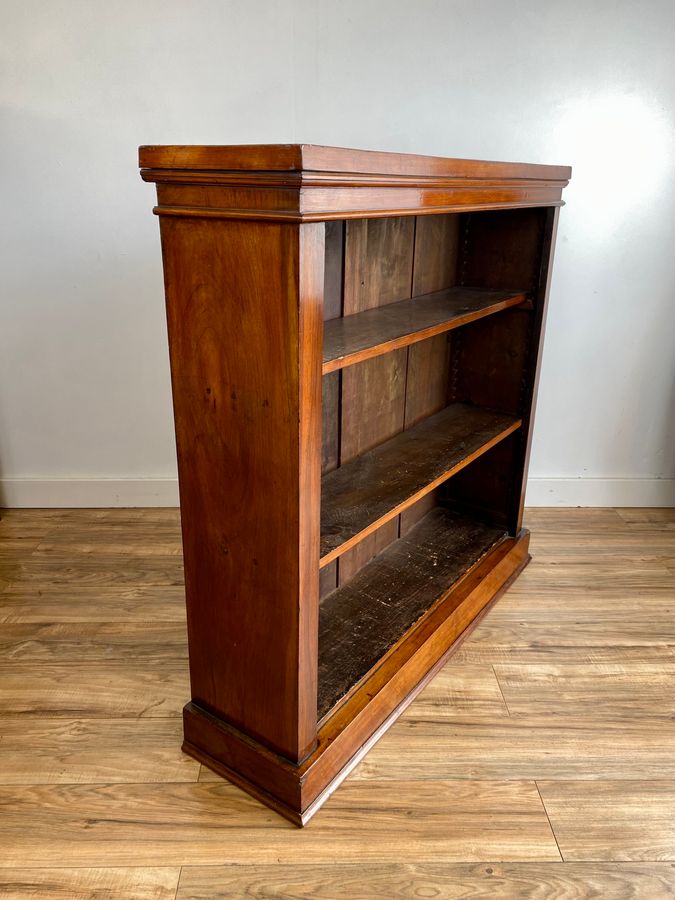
[491,663,512,716]
[534,780,565,862]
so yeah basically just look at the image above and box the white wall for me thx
[1,0,674,507]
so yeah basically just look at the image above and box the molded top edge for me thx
[138,143,571,182]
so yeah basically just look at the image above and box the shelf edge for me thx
[322,291,528,374]
[319,416,521,569]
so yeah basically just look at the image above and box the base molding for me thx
[184,530,531,825]
[525,476,675,507]
[0,476,180,508]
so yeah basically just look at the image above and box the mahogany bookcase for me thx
[139,145,570,825]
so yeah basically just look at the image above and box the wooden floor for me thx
[0,508,674,898]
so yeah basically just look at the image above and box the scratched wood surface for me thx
[0,507,674,897]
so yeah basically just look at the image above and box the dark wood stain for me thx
[321,403,520,565]
[323,287,527,373]
[318,508,506,719]
[338,217,414,583]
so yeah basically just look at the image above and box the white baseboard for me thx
[0,477,180,508]
[0,475,673,509]
[525,476,675,507]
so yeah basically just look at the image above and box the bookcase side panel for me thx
[159,216,323,762]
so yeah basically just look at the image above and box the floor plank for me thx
[9,554,184,586]
[615,508,675,528]
[349,716,675,780]
[493,663,675,719]
[0,622,188,661]
[0,718,199,784]
[176,861,675,899]
[0,662,188,717]
[455,620,675,665]
[0,780,560,867]
[1,506,674,896]
[0,867,179,899]
[0,585,187,624]
[538,781,675,861]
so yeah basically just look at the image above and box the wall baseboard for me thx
[0,477,180,508]
[525,476,675,507]
[0,475,673,509]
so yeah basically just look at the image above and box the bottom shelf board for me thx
[317,507,507,720]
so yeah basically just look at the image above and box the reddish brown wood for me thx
[139,143,570,182]
[140,144,570,222]
[158,216,322,763]
[140,144,569,826]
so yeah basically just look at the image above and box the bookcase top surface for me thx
[138,143,571,183]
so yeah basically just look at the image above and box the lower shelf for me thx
[318,507,507,720]
[182,526,530,825]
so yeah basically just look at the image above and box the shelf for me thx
[318,507,507,719]
[322,286,528,374]
[320,402,520,566]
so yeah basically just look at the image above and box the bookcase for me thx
[139,144,570,824]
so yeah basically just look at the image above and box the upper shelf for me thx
[322,286,528,374]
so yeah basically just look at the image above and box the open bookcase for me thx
[140,144,570,824]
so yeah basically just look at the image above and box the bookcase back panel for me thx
[450,309,532,415]
[323,211,522,588]
[399,215,459,533]
[441,433,520,530]
[319,206,552,589]
[320,214,464,587]
[459,208,546,292]
[338,218,414,582]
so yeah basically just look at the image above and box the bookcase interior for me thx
[318,207,547,720]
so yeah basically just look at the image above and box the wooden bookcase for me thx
[139,145,570,825]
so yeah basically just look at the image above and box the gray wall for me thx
[1,0,674,506]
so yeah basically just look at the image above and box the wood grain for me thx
[139,143,572,182]
[338,216,414,581]
[0,662,188,717]
[0,868,179,899]
[139,144,571,221]
[494,663,675,719]
[0,622,187,661]
[318,510,505,718]
[0,585,187,624]
[141,147,568,822]
[0,780,559,867]
[399,215,460,533]
[176,862,675,899]
[2,506,673,893]
[0,718,199,784]
[351,715,675,781]
[538,781,675,861]
[322,287,526,373]
[159,216,323,762]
